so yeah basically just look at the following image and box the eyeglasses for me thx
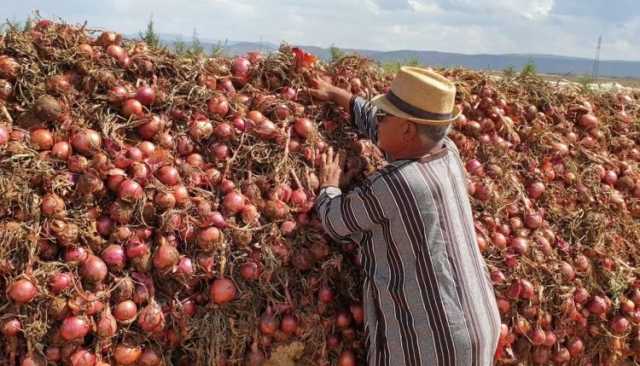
[375,110,388,122]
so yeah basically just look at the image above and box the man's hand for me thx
[307,76,336,102]
[307,76,353,110]
[320,147,344,188]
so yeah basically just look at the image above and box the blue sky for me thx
[2,0,638,61]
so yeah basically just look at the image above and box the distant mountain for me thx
[152,35,640,79]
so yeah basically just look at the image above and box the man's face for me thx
[377,113,411,159]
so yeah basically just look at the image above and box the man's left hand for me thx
[320,147,344,189]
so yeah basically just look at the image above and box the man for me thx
[309,67,501,366]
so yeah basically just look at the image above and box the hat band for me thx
[386,90,453,121]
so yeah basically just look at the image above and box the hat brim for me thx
[371,94,461,126]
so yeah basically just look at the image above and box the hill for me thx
[150,34,640,79]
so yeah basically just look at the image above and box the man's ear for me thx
[403,120,417,141]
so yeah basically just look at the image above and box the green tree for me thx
[140,15,160,48]
[189,28,204,56]
[211,39,227,57]
[22,16,33,32]
[521,58,537,76]
[405,56,420,67]
[174,36,187,55]
[329,44,345,62]
[503,65,516,79]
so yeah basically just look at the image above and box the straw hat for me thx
[371,66,461,125]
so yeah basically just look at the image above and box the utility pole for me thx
[592,35,602,81]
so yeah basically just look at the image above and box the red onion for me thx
[280,220,297,236]
[233,117,246,131]
[189,119,213,141]
[138,301,165,333]
[41,193,65,217]
[519,279,535,299]
[198,227,222,251]
[114,344,142,365]
[568,337,584,356]
[214,122,234,140]
[559,261,575,281]
[529,328,546,345]
[610,315,629,334]
[223,191,245,214]
[45,347,62,362]
[241,204,260,224]
[588,295,607,315]
[68,155,89,173]
[30,128,54,150]
[71,129,102,156]
[122,99,144,118]
[280,315,298,334]
[281,86,297,100]
[138,349,162,366]
[579,113,599,129]
[135,86,156,106]
[294,118,314,138]
[65,246,88,263]
[247,110,265,124]
[603,170,618,186]
[254,119,277,139]
[69,349,96,366]
[49,272,73,294]
[1,318,21,336]
[96,307,117,337]
[118,179,144,201]
[465,159,484,176]
[114,300,138,323]
[0,55,20,80]
[172,184,190,205]
[153,241,179,270]
[240,261,260,281]
[0,126,9,145]
[177,256,194,277]
[101,244,126,270]
[156,165,180,186]
[138,115,162,139]
[108,86,129,104]
[491,232,507,249]
[80,255,108,282]
[527,181,545,199]
[337,350,356,366]
[290,189,308,207]
[60,316,90,340]
[208,96,229,116]
[318,286,334,304]
[231,57,251,77]
[8,279,38,304]
[260,311,279,335]
[212,143,229,160]
[210,278,237,304]
[51,141,72,159]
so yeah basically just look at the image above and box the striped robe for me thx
[315,97,502,366]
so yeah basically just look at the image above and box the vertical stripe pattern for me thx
[315,97,501,365]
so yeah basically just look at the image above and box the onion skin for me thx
[80,255,108,283]
[8,279,38,304]
[60,316,91,341]
[30,128,54,150]
[210,278,237,304]
[1,318,22,337]
[113,344,142,365]
[71,129,102,157]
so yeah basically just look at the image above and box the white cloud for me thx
[2,0,639,60]
[436,0,554,19]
